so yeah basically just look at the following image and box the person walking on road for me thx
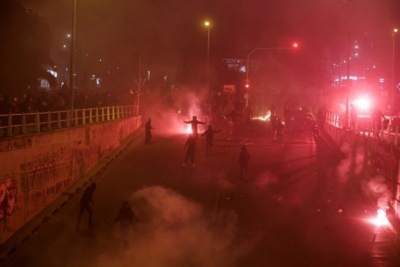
[201,125,221,156]
[145,118,153,145]
[184,116,206,139]
[238,145,250,179]
[76,182,96,231]
[183,134,196,167]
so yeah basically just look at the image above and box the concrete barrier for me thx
[0,115,141,244]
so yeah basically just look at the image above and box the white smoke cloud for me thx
[364,175,391,210]
[95,186,253,267]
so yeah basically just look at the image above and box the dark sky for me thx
[18,0,400,83]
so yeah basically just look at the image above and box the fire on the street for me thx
[254,111,271,121]
[369,209,390,227]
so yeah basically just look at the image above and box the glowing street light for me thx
[245,43,299,107]
[392,28,398,114]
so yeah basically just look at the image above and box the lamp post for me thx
[70,0,77,112]
[204,21,211,92]
[393,28,398,114]
[245,45,298,107]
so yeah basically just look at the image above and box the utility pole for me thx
[70,0,77,112]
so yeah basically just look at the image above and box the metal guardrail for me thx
[325,112,400,146]
[0,105,138,138]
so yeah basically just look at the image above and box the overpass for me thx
[0,105,142,245]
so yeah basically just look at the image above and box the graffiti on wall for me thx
[0,175,18,231]
[20,148,71,192]
[29,179,71,211]
[0,137,32,152]
[73,146,100,179]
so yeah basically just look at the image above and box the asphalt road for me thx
[3,119,400,267]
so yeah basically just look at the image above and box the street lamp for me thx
[392,28,398,114]
[245,44,298,107]
[204,21,211,92]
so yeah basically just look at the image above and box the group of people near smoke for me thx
[145,114,250,178]
[76,182,140,246]
[182,115,249,175]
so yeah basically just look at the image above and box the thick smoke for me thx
[143,86,210,136]
[364,175,391,210]
[95,186,251,267]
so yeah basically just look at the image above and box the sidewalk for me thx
[321,130,400,266]
[0,128,144,263]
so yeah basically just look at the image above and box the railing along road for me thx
[0,105,138,138]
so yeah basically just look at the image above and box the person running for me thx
[145,118,153,145]
[183,134,196,167]
[238,145,250,179]
[76,182,96,231]
[184,116,206,139]
[201,125,221,156]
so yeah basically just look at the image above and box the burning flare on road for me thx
[254,111,271,121]
[369,208,390,227]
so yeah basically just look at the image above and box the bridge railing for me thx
[0,105,138,138]
[325,112,400,146]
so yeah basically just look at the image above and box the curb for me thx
[0,128,144,262]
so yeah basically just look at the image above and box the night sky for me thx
[18,0,400,89]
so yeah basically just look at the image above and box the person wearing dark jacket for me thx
[238,146,250,179]
[201,125,221,156]
[225,108,241,134]
[76,182,96,230]
[145,118,153,145]
[183,134,196,167]
[114,201,140,246]
[274,118,285,146]
[184,116,205,139]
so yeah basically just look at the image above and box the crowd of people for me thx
[0,89,136,115]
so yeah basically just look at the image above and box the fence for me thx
[0,105,138,138]
[325,111,400,146]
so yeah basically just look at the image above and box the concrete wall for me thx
[0,115,141,244]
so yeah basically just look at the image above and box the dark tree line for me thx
[0,0,55,96]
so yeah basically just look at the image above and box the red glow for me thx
[353,96,371,111]
[293,43,298,48]
[369,209,390,227]
[186,124,192,134]
[255,111,271,121]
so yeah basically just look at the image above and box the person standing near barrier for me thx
[76,182,96,231]
[350,104,357,131]
[371,106,386,139]
[145,118,153,145]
